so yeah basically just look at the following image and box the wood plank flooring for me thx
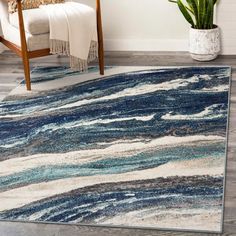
[0,51,235,236]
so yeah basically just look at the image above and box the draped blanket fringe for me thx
[41,2,98,72]
[49,40,98,71]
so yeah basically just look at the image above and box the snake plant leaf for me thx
[177,0,195,27]
[202,0,210,29]
[185,0,194,14]
[187,0,199,28]
[168,0,218,29]
[207,0,214,29]
[198,0,206,28]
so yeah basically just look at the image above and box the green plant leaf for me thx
[177,0,195,27]
[202,0,209,29]
[187,0,199,28]
[198,0,206,28]
[168,0,218,29]
[208,0,214,28]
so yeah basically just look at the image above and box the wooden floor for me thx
[0,51,235,236]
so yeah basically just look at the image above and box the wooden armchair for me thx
[0,0,104,91]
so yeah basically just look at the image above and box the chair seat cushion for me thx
[1,19,49,51]
[9,8,49,35]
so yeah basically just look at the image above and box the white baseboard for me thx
[104,38,235,55]
[104,39,189,52]
[221,46,236,55]
[1,38,234,55]
[1,39,189,54]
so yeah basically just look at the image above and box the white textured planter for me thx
[189,26,221,61]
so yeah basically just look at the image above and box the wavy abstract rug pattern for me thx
[0,66,231,233]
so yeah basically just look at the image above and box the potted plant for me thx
[169,0,220,61]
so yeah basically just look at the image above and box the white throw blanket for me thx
[40,2,98,71]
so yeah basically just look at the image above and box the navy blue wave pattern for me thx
[0,142,224,192]
[0,66,231,231]
[0,67,230,158]
[20,66,113,84]
[0,176,223,223]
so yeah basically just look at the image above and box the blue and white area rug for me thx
[0,66,231,233]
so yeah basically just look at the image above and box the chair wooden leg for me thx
[96,0,104,75]
[17,0,31,91]
[22,53,31,91]
[98,40,104,75]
